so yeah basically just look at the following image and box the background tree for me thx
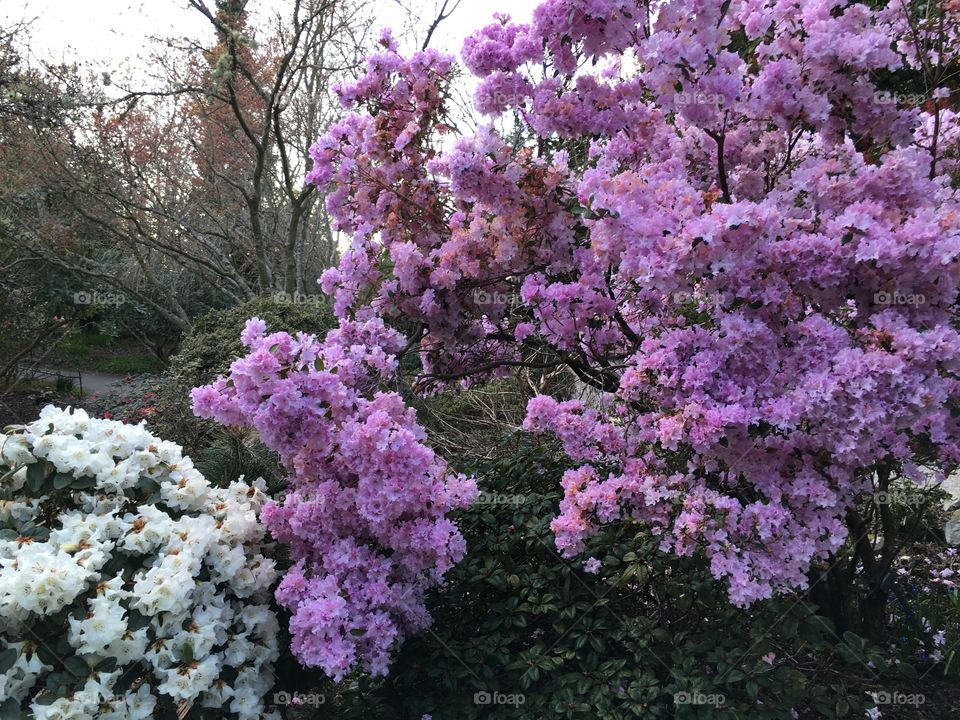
[0,0,376,365]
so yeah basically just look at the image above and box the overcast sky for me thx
[2,0,539,73]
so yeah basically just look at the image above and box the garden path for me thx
[24,366,126,396]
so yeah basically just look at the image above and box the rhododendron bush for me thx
[0,407,279,719]
[197,0,960,681]
[192,318,477,680]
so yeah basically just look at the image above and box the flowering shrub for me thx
[192,317,477,680]
[303,0,960,622]
[186,0,960,689]
[155,294,336,457]
[0,406,279,719]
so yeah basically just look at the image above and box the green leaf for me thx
[898,661,919,679]
[0,648,17,673]
[781,617,799,639]
[842,631,864,651]
[18,522,49,541]
[72,476,96,490]
[33,692,57,706]
[53,473,75,490]
[0,698,21,719]
[127,609,151,631]
[56,635,72,656]
[36,644,59,666]
[26,462,46,493]
[137,475,160,493]
[64,655,90,678]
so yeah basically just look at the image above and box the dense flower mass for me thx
[0,407,278,719]
[306,0,960,609]
[192,317,477,679]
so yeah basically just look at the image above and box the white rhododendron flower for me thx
[0,407,279,719]
[0,642,51,704]
[0,544,92,621]
[0,435,32,467]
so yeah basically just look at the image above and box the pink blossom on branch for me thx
[192,317,476,679]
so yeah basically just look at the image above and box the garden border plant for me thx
[0,407,279,719]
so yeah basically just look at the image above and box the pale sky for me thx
[2,0,539,74]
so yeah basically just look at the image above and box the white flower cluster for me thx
[0,406,280,719]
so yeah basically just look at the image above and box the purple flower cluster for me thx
[192,317,476,679]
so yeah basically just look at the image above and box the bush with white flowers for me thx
[0,406,280,720]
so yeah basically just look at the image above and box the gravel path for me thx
[23,367,126,397]
[75,370,127,396]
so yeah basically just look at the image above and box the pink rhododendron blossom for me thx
[193,318,476,679]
